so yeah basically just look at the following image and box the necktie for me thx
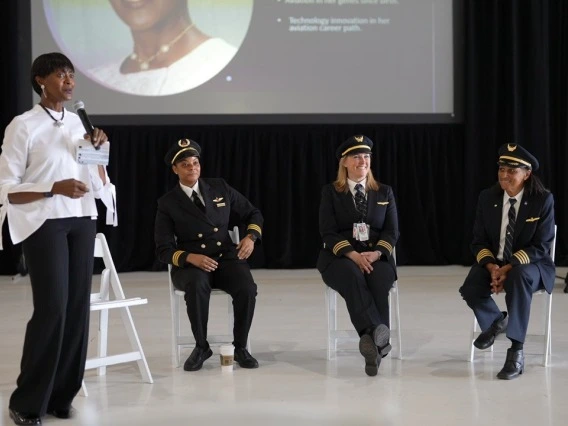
[354,183,367,220]
[503,198,517,262]
[191,191,205,213]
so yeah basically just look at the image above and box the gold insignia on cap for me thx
[342,145,371,156]
[354,136,364,143]
[171,139,199,164]
[499,155,531,168]
[507,144,517,152]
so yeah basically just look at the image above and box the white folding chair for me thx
[82,233,153,396]
[469,225,557,366]
[169,226,251,367]
[325,250,402,360]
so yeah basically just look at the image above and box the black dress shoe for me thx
[359,333,380,376]
[497,348,524,380]
[234,347,259,369]
[9,408,41,425]
[47,407,74,419]
[473,312,508,350]
[372,324,392,358]
[184,346,213,371]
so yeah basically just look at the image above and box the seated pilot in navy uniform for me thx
[317,135,399,377]
[460,144,555,380]
[155,139,263,371]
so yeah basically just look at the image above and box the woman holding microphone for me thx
[0,52,116,425]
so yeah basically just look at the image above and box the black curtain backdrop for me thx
[1,1,566,274]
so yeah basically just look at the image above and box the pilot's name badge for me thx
[353,223,370,241]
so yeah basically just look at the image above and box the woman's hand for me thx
[345,251,374,274]
[84,127,108,149]
[236,236,255,260]
[186,253,218,272]
[85,128,109,182]
[52,179,89,198]
[361,251,381,263]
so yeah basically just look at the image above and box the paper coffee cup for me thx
[220,344,234,372]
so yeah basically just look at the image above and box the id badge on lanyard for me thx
[353,222,370,241]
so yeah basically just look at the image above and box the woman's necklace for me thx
[130,23,195,71]
[39,104,65,128]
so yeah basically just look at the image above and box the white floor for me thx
[1,266,568,426]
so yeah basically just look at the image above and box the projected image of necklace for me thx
[130,23,195,71]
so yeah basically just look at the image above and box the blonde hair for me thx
[333,157,379,193]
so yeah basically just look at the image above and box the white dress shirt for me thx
[497,189,524,261]
[0,104,117,249]
[179,181,204,205]
[347,178,367,204]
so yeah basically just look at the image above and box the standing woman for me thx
[0,52,116,425]
[317,135,399,377]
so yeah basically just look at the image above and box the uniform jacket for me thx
[155,178,263,269]
[472,184,555,292]
[317,182,399,273]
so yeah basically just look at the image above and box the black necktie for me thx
[503,198,517,262]
[354,183,367,220]
[191,191,205,213]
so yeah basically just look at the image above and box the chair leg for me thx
[118,306,153,383]
[390,285,402,360]
[543,292,552,367]
[326,287,337,361]
[97,308,109,376]
[97,269,110,376]
[469,315,478,362]
[174,295,182,368]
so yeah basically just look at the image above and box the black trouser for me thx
[459,263,543,342]
[321,257,395,335]
[171,259,257,349]
[10,217,96,416]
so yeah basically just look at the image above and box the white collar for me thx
[179,181,201,198]
[348,178,367,194]
[502,188,524,206]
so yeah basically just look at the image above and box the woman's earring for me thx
[40,84,46,98]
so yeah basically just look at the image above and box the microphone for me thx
[73,100,99,150]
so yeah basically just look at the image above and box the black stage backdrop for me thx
[0,1,566,274]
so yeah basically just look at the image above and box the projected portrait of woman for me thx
[43,0,253,96]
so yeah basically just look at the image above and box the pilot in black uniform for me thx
[155,139,263,371]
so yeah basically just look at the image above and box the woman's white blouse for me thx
[0,104,117,249]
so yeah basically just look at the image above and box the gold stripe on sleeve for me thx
[172,250,185,267]
[476,249,494,263]
[376,240,393,254]
[247,224,262,235]
[513,250,530,264]
[332,240,350,256]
